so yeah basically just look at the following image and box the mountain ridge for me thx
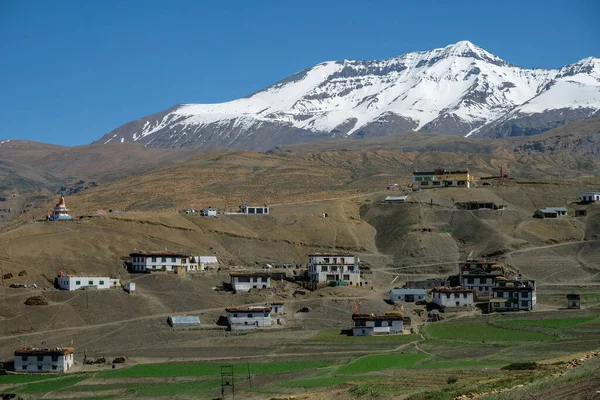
[94,41,600,150]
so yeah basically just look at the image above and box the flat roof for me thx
[229,271,271,278]
[352,312,403,321]
[537,207,567,213]
[385,196,408,201]
[130,251,190,257]
[432,286,474,293]
[15,347,74,356]
[390,288,426,295]
[308,253,354,257]
[226,306,271,313]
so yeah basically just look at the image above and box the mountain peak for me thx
[95,42,600,149]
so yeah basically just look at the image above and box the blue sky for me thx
[1,0,598,146]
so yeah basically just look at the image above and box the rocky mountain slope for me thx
[96,41,600,150]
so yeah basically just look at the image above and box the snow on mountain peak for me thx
[97,41,600,148]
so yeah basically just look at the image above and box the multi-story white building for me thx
[226,306,272,330]
[307,253,361,285]
[580,192,600,203]
[431,287,474,308]
[129,252,203,273]
[14,347,74,373]
[352,313,404,336]
[459,259,505,295]
[56,274,120,291]
[239,203,269,215]
[229,272,271,293]
[490,278,536,312]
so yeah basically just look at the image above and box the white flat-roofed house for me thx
[198,256,218,271]
[307,254,361,286]
[389,288,426,303]
[352,313,404,336]
[56,274,119,291]
[239,203,269,215]
[200,208,217,216]
[129,252,202,273]
[431,287,474,308]
[230,272,271,293]
[490,278,536,312]
[14,347,74,373]
[580,192,600,203]
[226,306,272,330]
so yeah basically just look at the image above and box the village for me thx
[2,166,599,382]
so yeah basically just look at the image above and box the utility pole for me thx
[246,361,252,388]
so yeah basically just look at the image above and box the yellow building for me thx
[415,168,473,188]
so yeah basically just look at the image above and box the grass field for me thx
[3,312,600,399]
[335,354,428,374]
[500,316,599,329]
[425,322,556,342]
[97,360,329,378]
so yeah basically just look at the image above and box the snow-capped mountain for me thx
[96,41,600,149]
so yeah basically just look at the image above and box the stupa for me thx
[47,195,73,221]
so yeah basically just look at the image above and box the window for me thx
[504,302,511,307]
[75,280,81,285]
[22,365,27,370]
[161,257,166,262]
[152,265,156,269]
[331,266,338,272]
[454,293,459,298]
[467,277,474,284]
[479,286,483,291]
[340,258,345,264]
[22,355,28,361]
[89,280,93,285]
[343,274,350,281]
[99,280,104,285]
[248,314,253,318]
[51,355,58,362]
[321,266,328,272]
[521,301,528,307]
[38,356,43,362]
[253,285,257,289]
[433,181,441,186]
[171,257,176,262]
[324,258,330,263]
[445,293,450,299]
[521,292,528,298]
[262,284,267,289]
[52,365,57,370]
[253,277,258,282]
[455,301,460,306]
[152,257,157,262]
[233,314,238,317]
[463,293,468,298]
[497,292,504,298]
[37,365,42,371]
[264,313,269,317]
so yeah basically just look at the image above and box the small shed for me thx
[385,195,408,203]
[124,282,135,294]
[167,315,200,327]
[567,293,581,309]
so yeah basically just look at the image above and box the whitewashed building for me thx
[580,192,600,203]
[200,208,217,216]
[389,288,426,303]
[197,256,218,270]
[226,306,272,330]
[307,253,361,285]
[490,278,536,312]
[129,252,202,273]
[56,275,120,291]
[352,313,404,336]
[230,272,271,293]
[431,287,474,308]
[124,282,135,293]
[239,203,269,215]
[14,347,74,373]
